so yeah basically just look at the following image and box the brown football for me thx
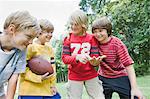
[27,57,54,75]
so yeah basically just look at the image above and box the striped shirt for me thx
[98,36,134,78]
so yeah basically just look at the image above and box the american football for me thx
[27,57,54,75]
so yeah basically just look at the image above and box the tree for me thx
[79,0,150,76]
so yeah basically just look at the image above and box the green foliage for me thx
[56,60,68,82]
[80,0,150,76]
[55,40,63,61]
[53,38,68,82]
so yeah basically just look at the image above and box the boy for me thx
[0,11,40,99]
[18,19,61,99]
[92,16,144,99]
[62,10,104,99]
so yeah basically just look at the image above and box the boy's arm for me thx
[14,49,42,83]
[49,47,56,87]
[23,44,43,83]
[90,37,100,57]
[24,44,56,83]
[6,50,26,99]
[62,37,78,65]
[24,67,43,83]
[6,74,19,99]
[126,65,144,99]
[89,36,102,66]
[117,41,144,98]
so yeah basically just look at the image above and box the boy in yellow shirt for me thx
[18,19,61,99]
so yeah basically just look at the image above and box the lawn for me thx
[56,75,150,99]
[14,75,150,99]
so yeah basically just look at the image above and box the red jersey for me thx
[98,36,134,78]
[62,33,100,81]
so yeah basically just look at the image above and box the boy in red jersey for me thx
[92,16,144,99]
[62,10,105,99]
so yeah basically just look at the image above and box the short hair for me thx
[69,10,88,30]
[38,19,54,32]
[4,10,41,34]
[92,16,112,36]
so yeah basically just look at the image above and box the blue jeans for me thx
[18,93,61,99]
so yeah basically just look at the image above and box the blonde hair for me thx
[38,19,54,32]
[4,10,41,34]
[92,16,112,36]
[69,10,88,30]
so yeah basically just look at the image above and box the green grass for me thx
[56,75,150,99]
[14,75,150,99]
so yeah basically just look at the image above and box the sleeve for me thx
[14,50,27,74]
[90,36,100,57]
[24,67,42,83]
[23,44,43,83]
[0,84,5,96]
[49,46,56,87]
[26,44,36,60]
[117,41,134,67]
[62,37,78,65]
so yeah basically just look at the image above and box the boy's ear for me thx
[7,24,16,34]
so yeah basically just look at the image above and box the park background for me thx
[0,0,149,98]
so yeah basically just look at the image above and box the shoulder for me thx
[45,42,54,51]
[85,33,95,40]
[86,33,94,37]
[110,36,125,47]
[86,33,98,44]
[27,44,35,50]
[27,43,39,53]
[63,33,73,44]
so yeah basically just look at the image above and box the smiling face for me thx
[93,28,110,44]
[69,10,88,36]
[12,29,37,50]
[70,22,84,36]
[38,29,53,45]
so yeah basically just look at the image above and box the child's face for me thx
[38,30,53,45]
[70,22,84,35]
[12,29,37,50]
[93,28,109,43]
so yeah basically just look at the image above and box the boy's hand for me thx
[89,56,99,66]
[76,54,89,64]
[131,88,145,99]
[88,55,106,66]
[41,72,54,80]
[50,86,57,95]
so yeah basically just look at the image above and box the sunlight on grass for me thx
[56,75,150,99]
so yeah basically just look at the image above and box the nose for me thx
[71,23,76,29]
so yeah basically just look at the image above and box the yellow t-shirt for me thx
[18,43,56,96]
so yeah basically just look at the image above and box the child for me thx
[62,10,104,99]
[18,19,61,99]
[92,16,144,99]
[0,11,40,99]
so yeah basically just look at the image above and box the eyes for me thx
[70,22,82,27]
[40,31,53,35]
[93,29,104,34]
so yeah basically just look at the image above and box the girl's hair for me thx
[69,10,88,30]
[92,16,112,36]
[38,19,54,32]
[4,10,41,34]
